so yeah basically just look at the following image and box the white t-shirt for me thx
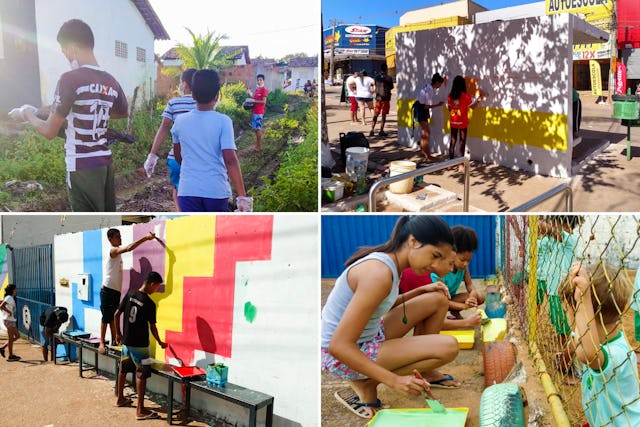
[103,249,123,292]
[1,295,16,321]
[346,75,357,97]
[417,84,435,106]
[354,76,375,99]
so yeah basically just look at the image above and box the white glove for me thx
[8,104,37,122]
[235,196,253,212]
[144,153,159,178]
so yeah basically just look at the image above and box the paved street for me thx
[322,84,640,212]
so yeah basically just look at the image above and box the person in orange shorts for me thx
[370,63,394,138]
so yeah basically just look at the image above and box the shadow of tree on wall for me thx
[396,15,573,176]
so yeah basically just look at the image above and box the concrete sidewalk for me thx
[322,85,640,212]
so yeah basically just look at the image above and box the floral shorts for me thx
[321,319,385,380]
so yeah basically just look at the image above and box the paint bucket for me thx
[345,147,369,183]
[322,180,344,202]
[206,363,228,387]
[486,301,506,319]
[389,161,417,194]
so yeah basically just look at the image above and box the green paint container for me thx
[206,363,228,387]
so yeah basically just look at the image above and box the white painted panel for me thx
[35,0,157,106]
[54,231,83,311]
[228,215,318,427]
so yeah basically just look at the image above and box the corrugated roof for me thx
[160,45,251,63]
[289,56,318,68]
[131,0,170,40]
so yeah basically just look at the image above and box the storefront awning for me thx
[571,14,609,45]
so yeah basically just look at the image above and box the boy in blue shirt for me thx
[171,69,251,212]
[145,68,197,211]
[560,262,640,427]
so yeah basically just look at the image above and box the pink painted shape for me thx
[166,216,273,363]
[122,221,167,296]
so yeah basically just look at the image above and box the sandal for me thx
[429,373,461,389]
[116,398,133,407]
[136,411,160,420]
[334,389,382,419]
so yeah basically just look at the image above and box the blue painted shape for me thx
[71,230,103,331]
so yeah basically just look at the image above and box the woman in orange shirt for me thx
[447,76,479,160]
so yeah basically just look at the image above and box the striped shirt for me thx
[53,65,127,172]
[161,95,197,159]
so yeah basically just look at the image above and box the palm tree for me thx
[175,28,238,69]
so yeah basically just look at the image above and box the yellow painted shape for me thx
[0,275,7,296]
[397,98,569,151]
[151,216,216,360]
[440,329,475,349]
[482,318,507,342]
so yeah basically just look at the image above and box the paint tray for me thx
[171,366,206,379]
[80,337,102,347]
[64,330,90,339]
[367,408,468,426]
[440,329,475,349]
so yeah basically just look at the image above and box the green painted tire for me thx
[479,383,525,427]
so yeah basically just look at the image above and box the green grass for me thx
[0,90,317,212]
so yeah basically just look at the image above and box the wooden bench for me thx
[189,379,274,427]
[150,363,204,425]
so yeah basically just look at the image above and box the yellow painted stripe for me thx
[397,98,568,151]
[151,216,216,359]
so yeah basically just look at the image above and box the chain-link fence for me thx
[502,215,640,426]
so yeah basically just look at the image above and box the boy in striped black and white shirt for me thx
[16,19,128,211]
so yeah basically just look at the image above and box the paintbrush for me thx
[413,370,446,413]
[167,344,184,367]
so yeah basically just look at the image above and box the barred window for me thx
[136,47,146,62]
[115,40,128,58]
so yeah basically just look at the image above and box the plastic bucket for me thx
[345,147,369,182]
[389,160,417,194]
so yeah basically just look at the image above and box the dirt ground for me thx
[0,334,229,427]
[320,278,554,427]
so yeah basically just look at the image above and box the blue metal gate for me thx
[11,244,54,343]
[321,215,497,278]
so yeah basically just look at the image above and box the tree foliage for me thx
[175,28,238,70]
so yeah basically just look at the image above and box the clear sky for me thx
[322,0,541,29]
[149,0,319,60]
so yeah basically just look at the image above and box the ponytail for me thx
[345,216,454,266]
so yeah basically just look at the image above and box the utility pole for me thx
[609,0,617,101]
[329,19,336,85]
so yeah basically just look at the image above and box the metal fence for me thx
[501,215,640,426]
[11,244,54,343]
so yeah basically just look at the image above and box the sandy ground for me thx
[0,335,226,427]
[320,278,554,427]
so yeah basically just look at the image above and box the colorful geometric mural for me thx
[53,215,317,426]
[63,216,273,365]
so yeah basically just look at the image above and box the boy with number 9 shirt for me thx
[114,271,167,420]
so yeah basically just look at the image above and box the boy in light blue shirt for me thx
[560,262,640,427]
[171,69,250,212]
[431,225,484,329]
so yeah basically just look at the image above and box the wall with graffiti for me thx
[53,215,318,427]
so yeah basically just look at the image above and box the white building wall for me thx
[396,14,573,177]
[475,1,546,24]
[290,67,318,87]
[35,0,157,107]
